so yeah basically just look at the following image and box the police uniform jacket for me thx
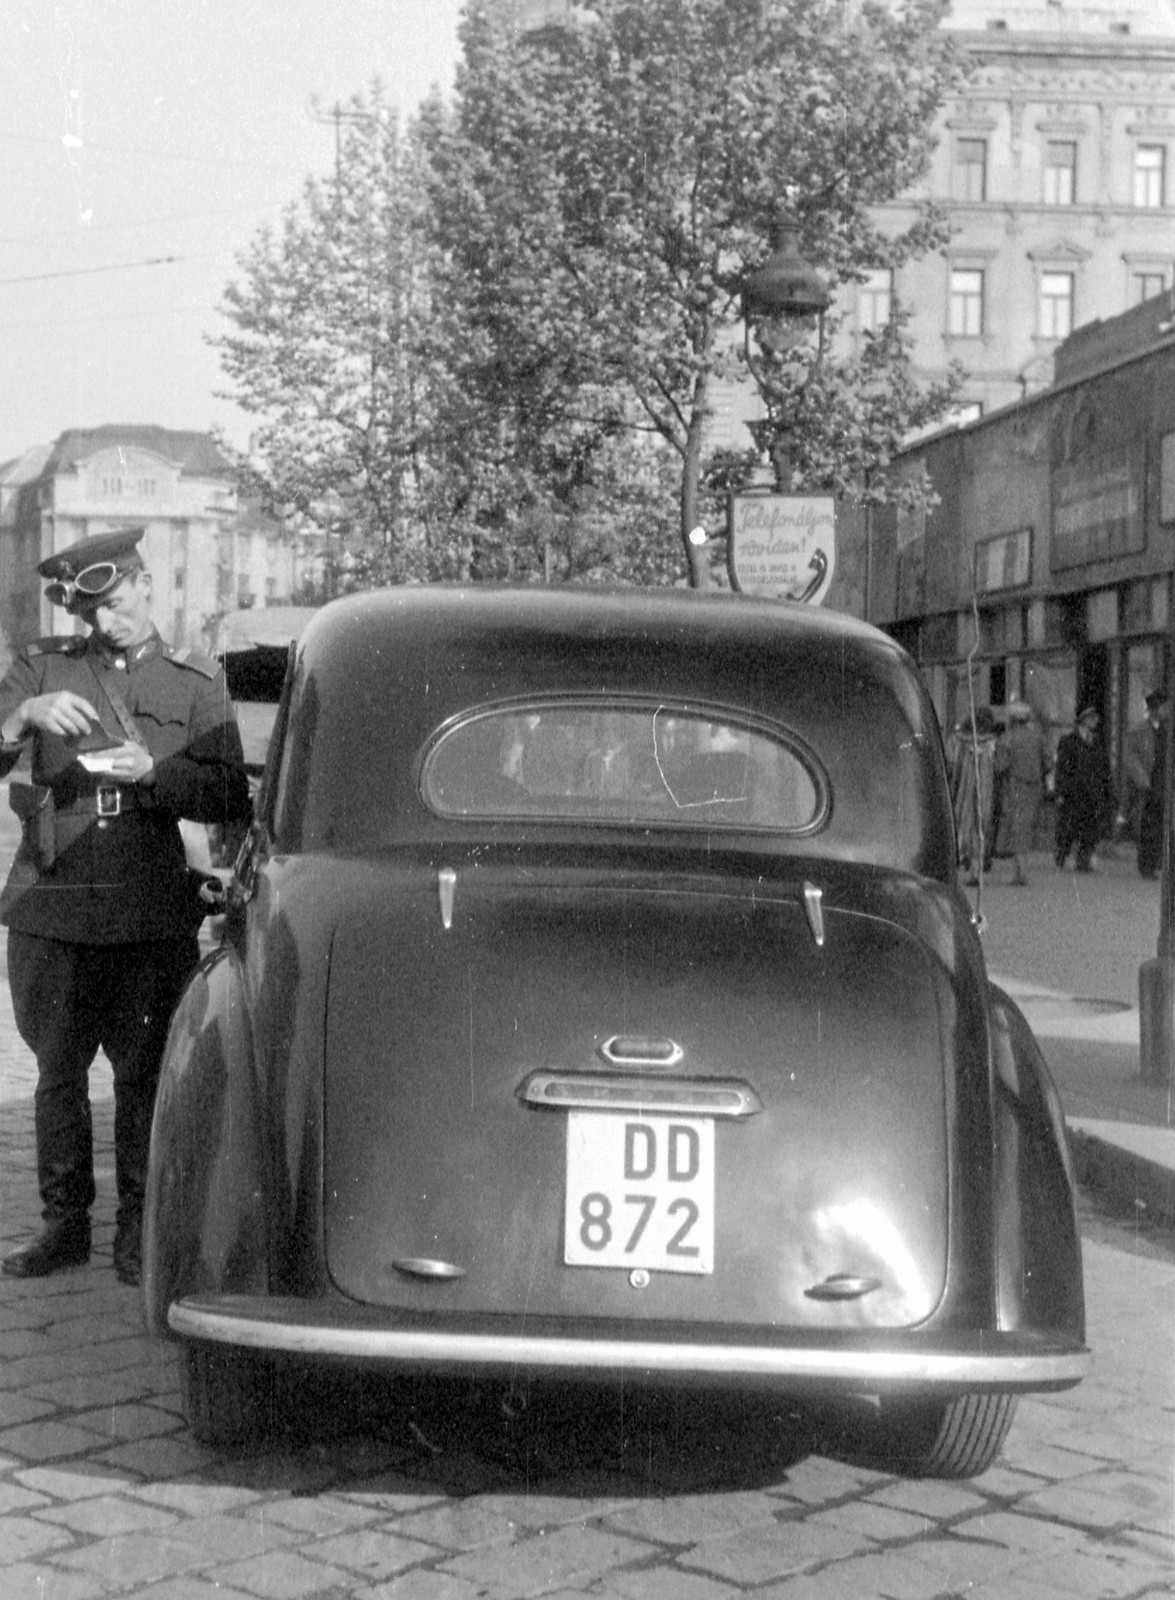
[0,632,251,943]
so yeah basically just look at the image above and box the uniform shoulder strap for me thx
[26,636,86,659]
[166,645,220,680]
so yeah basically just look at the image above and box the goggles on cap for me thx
[44,561,128,612]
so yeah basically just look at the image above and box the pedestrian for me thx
[1137,690,1169,880]
[1053,704,1112,874]
[995,701,1046,886]
[948,705,997,886]
[1118,691,1165,847]
[0,528,251,1284]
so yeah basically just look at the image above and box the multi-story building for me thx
[878,0,1175,420]
[862,291,1175,786]
[0,425,316,663]
[504,0,1175,439]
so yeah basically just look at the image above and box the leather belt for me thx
[59,784,143,818]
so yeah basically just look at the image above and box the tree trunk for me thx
[681,370,712,589]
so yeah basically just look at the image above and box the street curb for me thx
[1068,1126,1175,1229]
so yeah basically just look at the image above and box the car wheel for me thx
[183,1341,280,1448]
[875,1392,1019,1478]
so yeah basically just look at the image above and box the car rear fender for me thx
[142,945,268,1337]
[988,984,1085,1344]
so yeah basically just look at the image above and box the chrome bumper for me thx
[169,1297,1090,1392]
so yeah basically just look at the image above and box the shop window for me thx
[1133,146,1166,208]
[949,268,984,337]
[954,139,987,202]
[858,268,892,333]
[1043,141,1077,206]
[1039,272,1073,339]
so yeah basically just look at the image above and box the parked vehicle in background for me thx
[143,586,1088,1475]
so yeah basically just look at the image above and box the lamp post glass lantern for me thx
[730,224,836,605]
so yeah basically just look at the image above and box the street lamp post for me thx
[728,223,836,604]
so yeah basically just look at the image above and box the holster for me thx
[8,781,56,871]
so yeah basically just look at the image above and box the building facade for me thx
[874,0,1175,422]
[0,425,316,662]
[864,293,1175,787]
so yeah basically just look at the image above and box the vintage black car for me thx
[143,586,1088,1473]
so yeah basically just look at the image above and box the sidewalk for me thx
[970,844,1175,1226]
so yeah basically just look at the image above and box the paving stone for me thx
[681,1520,871,1585]
[0,1391,56,1427]
[92,1431,215,1478]
[950,1507,1103,1553]
[306,1528,443,1581]
[121,1579,257,1600]
[988,1544,1174,1599]
[208,1546,357,1597]
[601,1564,742,1599]
[441,1524,655,1597]
[0,1481,50,1514]
[22,1371,159,1410]
[0,1418,109,1461]
[767,1457,893,1506]
[806,1500,934,1542]
[604,1489,781,1546]
[392,1499,528,1551]
[1017,1472,1175,1533]
[131,1480,263,1516]
[749,1550,967,1600]
[166,1508,306,1563]
[36,1489,181,1538]
[69,1402,185,1442]
[53,1531,212,1587]
[15,1464,130,1499]
[0,1563,109,1600]
[352,1573,484,1600]
[866,1479,987,1519]
[259,1494,385,1537]
[0,1513,78,1562]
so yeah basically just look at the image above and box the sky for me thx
[0,0,466,467]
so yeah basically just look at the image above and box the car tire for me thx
[183,1341,280,1448]
[875,1392,1019,1478]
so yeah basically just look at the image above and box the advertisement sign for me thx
[727,493,836,603]
[1050,443,1145,570]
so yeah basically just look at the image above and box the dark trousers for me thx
[7,933,199,1224]
[1054,804,1099,871]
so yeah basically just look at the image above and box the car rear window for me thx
[421,702,823,832]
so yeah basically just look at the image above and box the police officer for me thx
[0,528,251,1284]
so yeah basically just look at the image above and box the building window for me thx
[858,268,893,332]
[948,268,984,336]
[954,138,987,202]
[1133,271,1167,305]
[1134,145,1166,208]
[1043,141,1077,205]
[1039,272,1074,339]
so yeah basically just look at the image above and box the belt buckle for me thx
[96,784,122,818]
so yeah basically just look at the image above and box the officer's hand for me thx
[11,691,100,740]
[105,740,155,784]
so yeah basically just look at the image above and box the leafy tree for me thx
[422,0,962,584]
[215,85,439,583]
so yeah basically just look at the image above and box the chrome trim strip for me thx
[803,881,824,948]
[438,867,456,930]
[169,1303,1090,1389]
[599,1035,684,1070]
[392,1258,466,1281]
[519,1070,762,1118]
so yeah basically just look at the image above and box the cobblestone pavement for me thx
[0,829,1171,1594]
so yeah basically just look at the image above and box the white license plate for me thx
[563,1111,714,1275]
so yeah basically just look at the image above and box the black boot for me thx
[113,1211,142,1287]
[2,1216,91,1278]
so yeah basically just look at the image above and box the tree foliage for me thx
[422,0,963,582]
[215,85,439,584]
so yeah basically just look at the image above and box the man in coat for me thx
[0,528,251,1283]
[1053,704,1112,874]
